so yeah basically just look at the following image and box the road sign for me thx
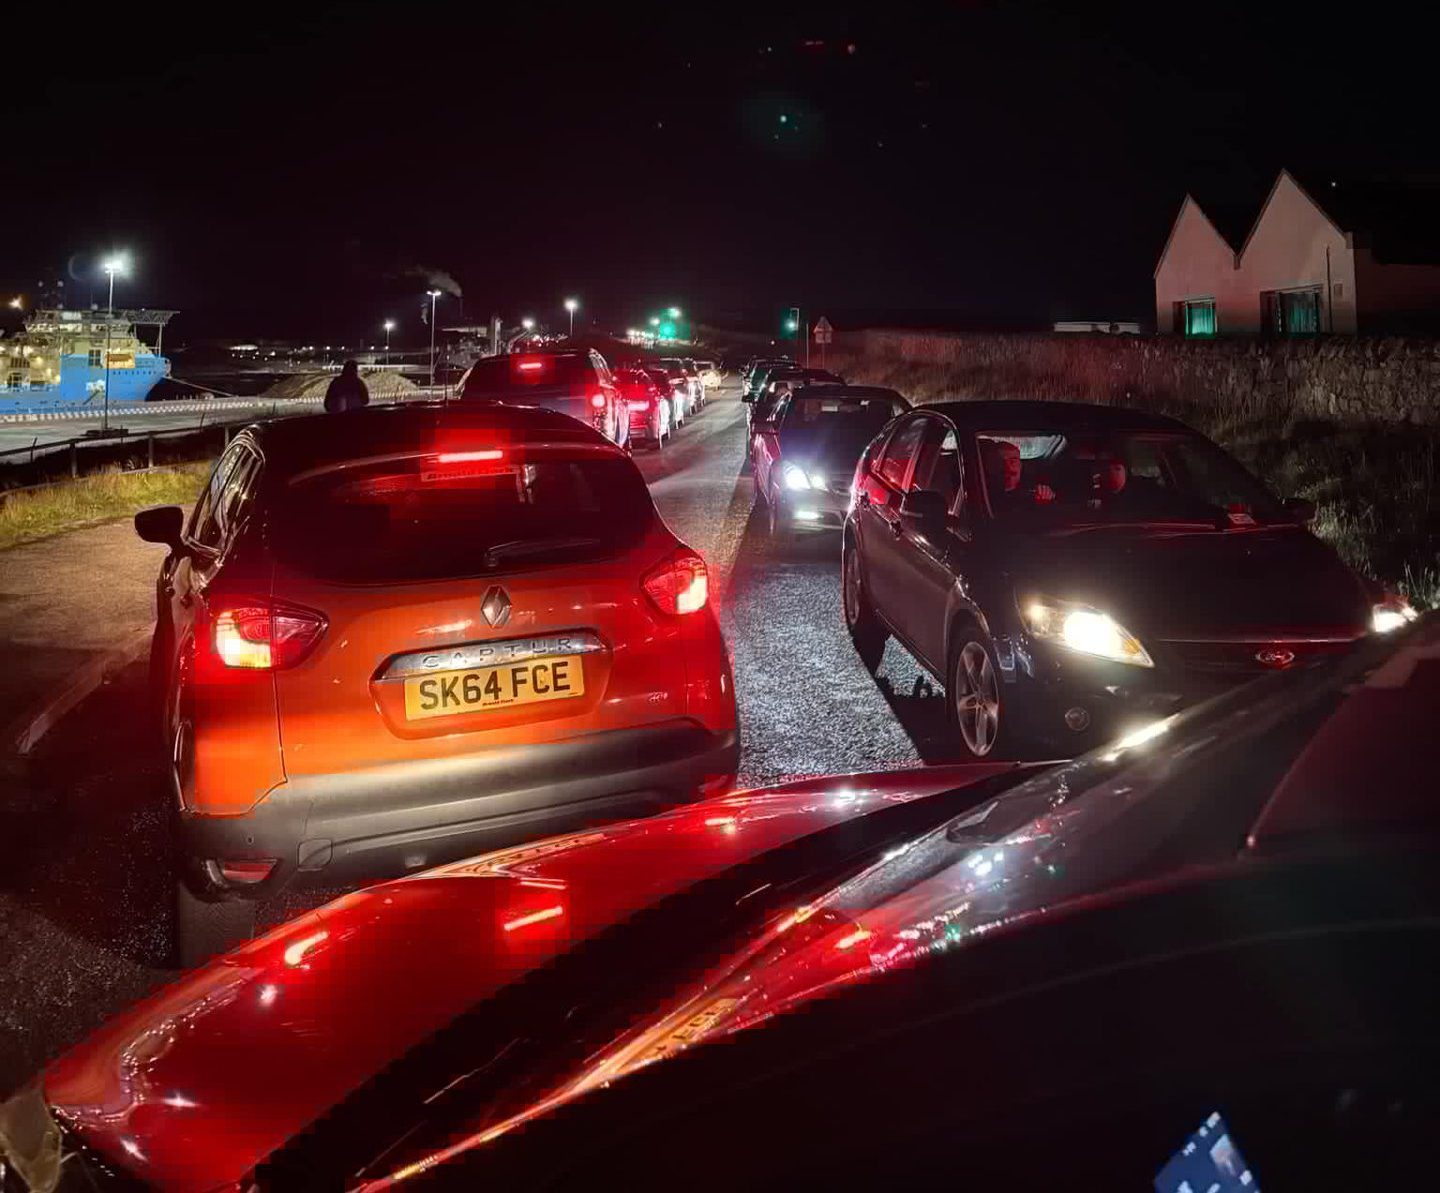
[812,316,833,345]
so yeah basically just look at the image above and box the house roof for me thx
[1292,173,1440,265]
[1153,195,1236,277]
[1160,168,1440,273]
[1187,193,1264,253]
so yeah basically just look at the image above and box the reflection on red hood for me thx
[43,763,1019,1191]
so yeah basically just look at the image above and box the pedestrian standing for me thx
[324,360,370,413]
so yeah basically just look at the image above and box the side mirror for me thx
[135,505,185,548]
[900,488,948,527]
[1284,497,1317,525]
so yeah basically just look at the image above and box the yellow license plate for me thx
[403,655,585,721]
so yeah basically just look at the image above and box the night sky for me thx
[4,2,1435,344]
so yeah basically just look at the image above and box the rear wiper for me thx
[482,537,603,568]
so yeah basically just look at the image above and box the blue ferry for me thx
[1,308,175,410]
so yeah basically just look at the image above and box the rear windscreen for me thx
[273,454,654,583]
[784,395,904,432]
[460,356,591,398]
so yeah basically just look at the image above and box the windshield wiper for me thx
[482,537,603,568]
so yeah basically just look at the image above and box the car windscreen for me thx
[460,356,591,398]
[272,451,654,583]
[782,394,904,433]
[976,428,1287,526]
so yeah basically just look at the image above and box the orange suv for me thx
[135,402,738,963]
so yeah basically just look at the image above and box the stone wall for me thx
[826,329,1440,426]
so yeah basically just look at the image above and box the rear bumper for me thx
[177,719,739,901]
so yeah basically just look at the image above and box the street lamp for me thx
[382,319,395,362]
[427,290,442,388]
[521,317,535,332]
[667,306,682,319]
[564,297,579,338]
[102,254,130,315]
[7,297,20,311]
[100,254,131,432]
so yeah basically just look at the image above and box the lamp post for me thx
[101,255,130,433]
[7,297,20,311]
[564,297,579,338]
[382,319,395,363]
[427,290,441,388]
[521,317,535,332]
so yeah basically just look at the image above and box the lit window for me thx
[1177,299,1216,337]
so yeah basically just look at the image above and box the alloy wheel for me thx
[954,641,1000,757]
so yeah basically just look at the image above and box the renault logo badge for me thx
[481,585,512,628]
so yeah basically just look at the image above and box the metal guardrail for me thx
[0,386,451,479]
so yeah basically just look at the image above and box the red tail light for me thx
[590,393,607,409]
[642,551,709,615]
[212,601,327,670]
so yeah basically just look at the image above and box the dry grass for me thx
[832,351,1440,608]
[0,464,210,551]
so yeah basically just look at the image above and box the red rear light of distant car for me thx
[643,551,709,615]
[212,602,327,670]
[591,393,607,409]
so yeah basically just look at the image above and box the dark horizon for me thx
[5,2,1436,347]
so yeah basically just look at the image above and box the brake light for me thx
[212,602,327,670]
[642,551,709,615]
[515,357,547,373]
[436,449,504,463]
[590,393,607,409]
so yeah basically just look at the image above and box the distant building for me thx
[1053,320,1141,335]
[1155,170,1440,336]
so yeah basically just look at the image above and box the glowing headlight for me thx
[1023,597,1153,667]
[783,462,813,491]
[1372,597,1418,634]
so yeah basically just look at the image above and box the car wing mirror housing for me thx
[900,488,949,526]
[135,504,185,549]
[1284,497,1317,525]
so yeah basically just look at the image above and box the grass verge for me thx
[0,464,210,552]
[832,352,1440,609]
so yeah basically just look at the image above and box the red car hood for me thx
[43,763,1021,1191]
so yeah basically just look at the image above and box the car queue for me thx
[5,343,1432,1192]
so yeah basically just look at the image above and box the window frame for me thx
[1176,298,1217,338]
[875,414,930,492]
[186,439,262,555]
[909,414,966,514]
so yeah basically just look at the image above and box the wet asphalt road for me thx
[0,384,964,1093]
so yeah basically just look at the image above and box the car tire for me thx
[767,490,791,542]
[842,541,887,673]
[173,877,257,969]
[948,631,1008,759]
